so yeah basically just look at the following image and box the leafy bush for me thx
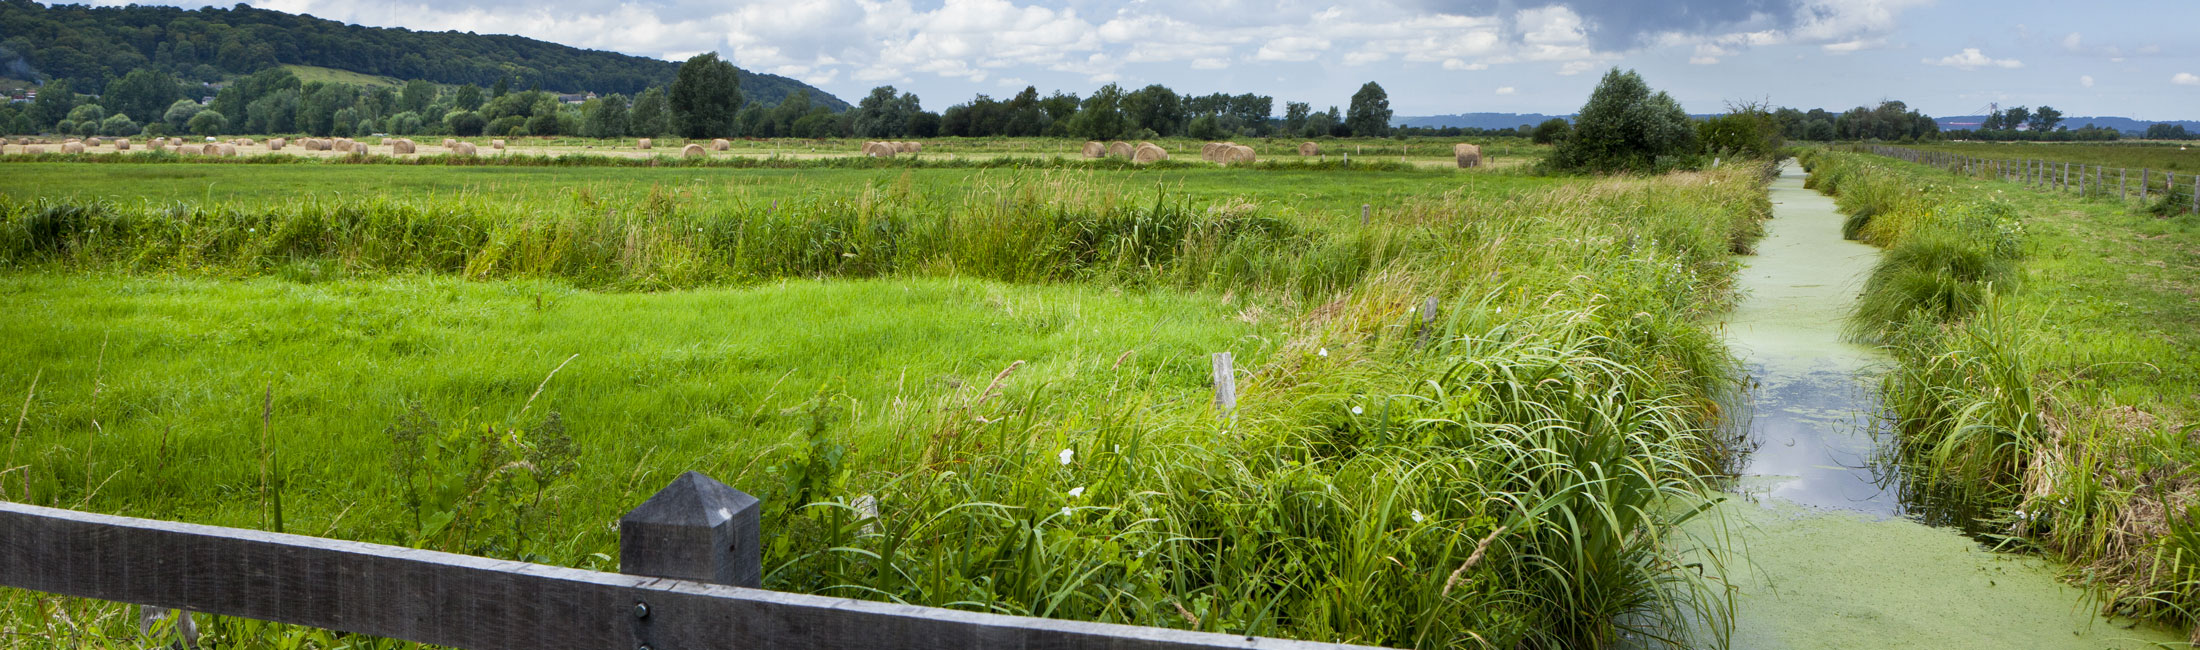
[1546,69,1697,174]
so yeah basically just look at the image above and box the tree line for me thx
[0,0,844,108]
[0,51,1417,141]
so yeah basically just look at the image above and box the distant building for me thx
[559,92,596,104]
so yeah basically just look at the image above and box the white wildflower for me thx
[1317,347,1329,357]
[1068,486,1085,498]
[1059,506,1073,518]
[1410,510,1425,523]
[1351,406,1364,415]
[1058,448,1074,465]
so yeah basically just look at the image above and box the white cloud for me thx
[2081,75,2094,88]
[1924,48,2023,70]
[1495,86,1517,95]
[2174,73,2200,87]
[1557,61,1596,76]
[2062,32,2082,52]
[1254,36,1331,62]
[1690,43,1729,65]
[1821,38,1883,53]
[1442,59,1489,71]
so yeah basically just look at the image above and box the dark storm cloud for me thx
[1425,0,1802,50]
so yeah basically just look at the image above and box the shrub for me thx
[1547,68,1697,174]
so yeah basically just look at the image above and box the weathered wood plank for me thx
[0,501,1383,650]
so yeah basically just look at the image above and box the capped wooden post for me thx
[1210,352,1237,419]
[620,471,762,588]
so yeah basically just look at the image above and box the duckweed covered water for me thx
[1709,162,2182,648]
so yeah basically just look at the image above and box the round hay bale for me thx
[62,142,86,154]
[392,139,416,154]
[1133,143,1167,163]
[1082,141,1107,158]
[268,137,286,151]
[492,139,507,150]
[637,138,652,150]
[352,141,371,155]
[1298,142,1319,156]
[904,142,923,153]
[217,144,237,157]
[1107,141,1133,158]
[1453,143,1482,168]
[116,139,131,151]
[453,142,477,156]
[1200,142,1222,162]
[712,138,731,151]
[682,143,706,157]
[861,141,896,158]
[1222,145,1256,165]
[237,138,255,147]
[26,145,44,154]
[442,138,458,150]
[87,137,103,146]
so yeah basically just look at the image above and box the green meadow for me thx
[2,144,1771,649]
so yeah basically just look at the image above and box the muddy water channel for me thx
[1706,162,2183,648]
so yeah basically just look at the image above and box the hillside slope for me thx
[0,0,848,110]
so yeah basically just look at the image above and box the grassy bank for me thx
[1907,141,2200,175]
[1799,148,2200,636]
[0,161,1560,226]
[2,162,1770,648]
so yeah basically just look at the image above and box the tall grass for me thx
[0,163,1771,648]
[1806,147,2200,640]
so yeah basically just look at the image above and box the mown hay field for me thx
[1,149,1769,649]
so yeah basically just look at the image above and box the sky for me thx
[95,0,2200,120]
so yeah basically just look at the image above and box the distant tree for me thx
[2028,106,2064,132]
[1283,102,1311,136]
[669,52,742,138]
[387,111,423,135]
[851,85,920,138]
[443,110,486,136]
[2145,123,2195,140]
[629,87,671,137]
[162,98,204,131]
[65,103,105,126]
[99,112,138,136]
[1003,86,1047,137]
[1345,82,1392,137]
[1548,68,1697,173]
[244,89,298,133]
[187,109,226,136]
[27,79,78,128]
[1531,117,1571,144]
[1698,103,1783,159]
[581,94,629,138]
[1981,111,2004,131]
[1187,114,1223,140]
[1070,83,1128,140]
[1805,119,1835,141]
[906,111,942,138]
[491,77,510,98]
[103,68,182,127]
[1121,84,1184,136]
[452,84,485,111]
[2000,106,2030,131]
[400,79,437,114]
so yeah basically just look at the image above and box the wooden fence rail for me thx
[1856,144,2198,214]
[1,471,1382,650]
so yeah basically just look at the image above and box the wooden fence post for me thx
[1210,352,1237,417]
[620,471,763,589]
[2143,168,2150,202]
[2121,168,2128,203]
[1416,297,1439,349]
[1361,204,1370,227]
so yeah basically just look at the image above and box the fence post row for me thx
[0,473,1377,650]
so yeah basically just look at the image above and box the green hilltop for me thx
[0,0,848,111]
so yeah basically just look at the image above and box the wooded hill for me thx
[0,0,848,110]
